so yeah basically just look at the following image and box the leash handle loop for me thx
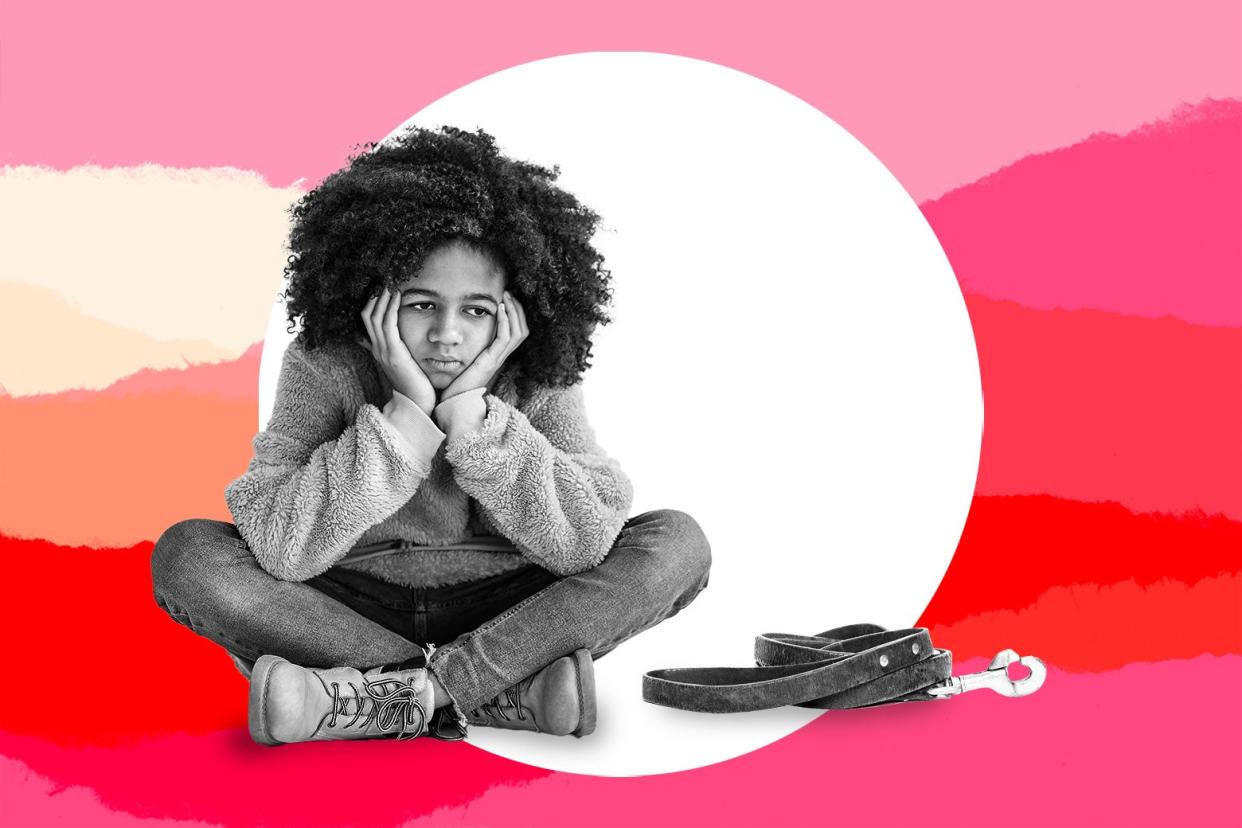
[642,624,1046,713]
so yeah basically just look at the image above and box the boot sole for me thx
[571,648,596,737]
[248,654,287,746]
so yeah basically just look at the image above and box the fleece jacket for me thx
[224,337,634,588]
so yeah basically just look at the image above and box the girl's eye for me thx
[402,302,434,312]
[464,307,493,318]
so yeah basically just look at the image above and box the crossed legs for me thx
[151,510,710,717]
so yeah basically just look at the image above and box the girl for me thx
[151,125,711,744]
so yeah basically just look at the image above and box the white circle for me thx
[261,52,981,777]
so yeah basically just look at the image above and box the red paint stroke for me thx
[919,495,1242,627]
[3,493,1238,747]
[924,98,1242,326]
[3,658,1238,827]
[0,535,244,746]
[967,296,1242,520]
[929,573,1241,672]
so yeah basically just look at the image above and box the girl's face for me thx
[395,242,507,391]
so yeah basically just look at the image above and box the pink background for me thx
[1,1,1239,825]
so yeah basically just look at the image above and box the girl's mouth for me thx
[424,358,462,372]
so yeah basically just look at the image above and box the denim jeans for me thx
[151,510,710,713]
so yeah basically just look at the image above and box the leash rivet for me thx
[912,643,920,655]
[879,655,889,667]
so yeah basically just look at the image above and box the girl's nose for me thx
[429,314,463,345]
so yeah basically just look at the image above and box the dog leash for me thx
[642,624,1046,713]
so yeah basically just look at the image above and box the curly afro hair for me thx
[282,125,613,388]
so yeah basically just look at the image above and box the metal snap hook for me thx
[926,649,1047,699]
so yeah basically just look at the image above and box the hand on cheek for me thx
[358,288,438,415]
[440,291,529,403]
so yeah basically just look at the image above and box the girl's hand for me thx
[360,288,437,415]
[441,291,529,402]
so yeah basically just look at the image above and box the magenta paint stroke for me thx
[924,98,1242,327]
[2,656,1239,827]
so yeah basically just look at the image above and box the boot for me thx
[464,649,596,737]
[248,655,435,746]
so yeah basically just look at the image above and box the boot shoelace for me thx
[327,676,428,740]
[471,677,533,724]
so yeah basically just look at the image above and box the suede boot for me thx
[464,649,596,737]
[248,655,435,746]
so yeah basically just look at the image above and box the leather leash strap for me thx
[643,624,953,713]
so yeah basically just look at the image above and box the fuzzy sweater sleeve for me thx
[224,343,446,581]
[439,383,634,576]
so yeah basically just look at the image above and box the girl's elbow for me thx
[252,542,317,582]
[267,561,313,583]
[547,526,619,576]
[545,556,601,578]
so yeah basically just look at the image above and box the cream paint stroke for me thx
[0,166,302,364]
